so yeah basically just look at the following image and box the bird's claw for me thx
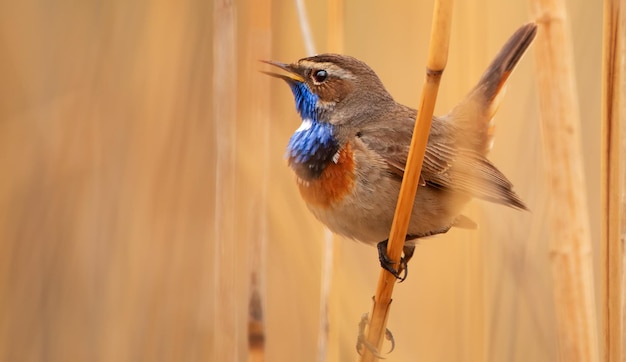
[356,313,395,357]
[377,240,408,282]
[385,327,395,353]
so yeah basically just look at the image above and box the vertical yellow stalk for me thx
[529,0,599,360]
[359,0,453,360]
[247,1,272,361]
[602,0,626,360]
[213,0,238,360]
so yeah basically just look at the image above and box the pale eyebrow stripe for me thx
[298,60,356,80]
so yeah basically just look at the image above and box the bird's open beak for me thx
[260,60,305,83]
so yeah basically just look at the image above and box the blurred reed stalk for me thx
[359,0,453,360]
[529,0,599,360]
[601,0,626,360]
[247,1,272,361]
[317,1,344,361]
[291,0,331,360]
[213,0,238,360]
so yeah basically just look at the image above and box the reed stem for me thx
[359,1,453,360]
[529,0,600,360]
[601,0,626,360]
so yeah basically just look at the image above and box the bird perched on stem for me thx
[263,23,536,280]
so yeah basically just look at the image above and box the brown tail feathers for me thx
[450,23,537,156]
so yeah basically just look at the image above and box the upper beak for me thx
[260,60,305,83]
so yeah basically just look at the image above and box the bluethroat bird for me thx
[263,23,536,280]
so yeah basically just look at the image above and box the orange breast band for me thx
[297,142,356,208]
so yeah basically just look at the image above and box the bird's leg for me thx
[377,240,401,280]
[356,313,395,357]
[356,314,384,358]
[377,240,413,282]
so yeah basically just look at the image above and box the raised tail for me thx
[477,23,537,120]
[450,23,537,155]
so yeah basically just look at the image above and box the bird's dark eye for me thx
[312,69,328,83]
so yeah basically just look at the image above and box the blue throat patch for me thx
[285,82,339,171]
[289,81,319,121]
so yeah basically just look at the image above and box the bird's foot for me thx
[377,240,408,282]
[356,313,395,358]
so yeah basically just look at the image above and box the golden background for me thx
[0,0,602,361]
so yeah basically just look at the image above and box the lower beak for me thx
[260,60,305,83]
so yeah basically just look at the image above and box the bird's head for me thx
[262,54,393,125]
[262,54,394,179]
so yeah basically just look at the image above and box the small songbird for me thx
[263,23,536,279]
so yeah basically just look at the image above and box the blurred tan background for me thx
[0,0,602,361]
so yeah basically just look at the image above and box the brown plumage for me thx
[264,23,536,277]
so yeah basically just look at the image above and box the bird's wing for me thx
[360,121,526,210]
[423,143,527,210]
